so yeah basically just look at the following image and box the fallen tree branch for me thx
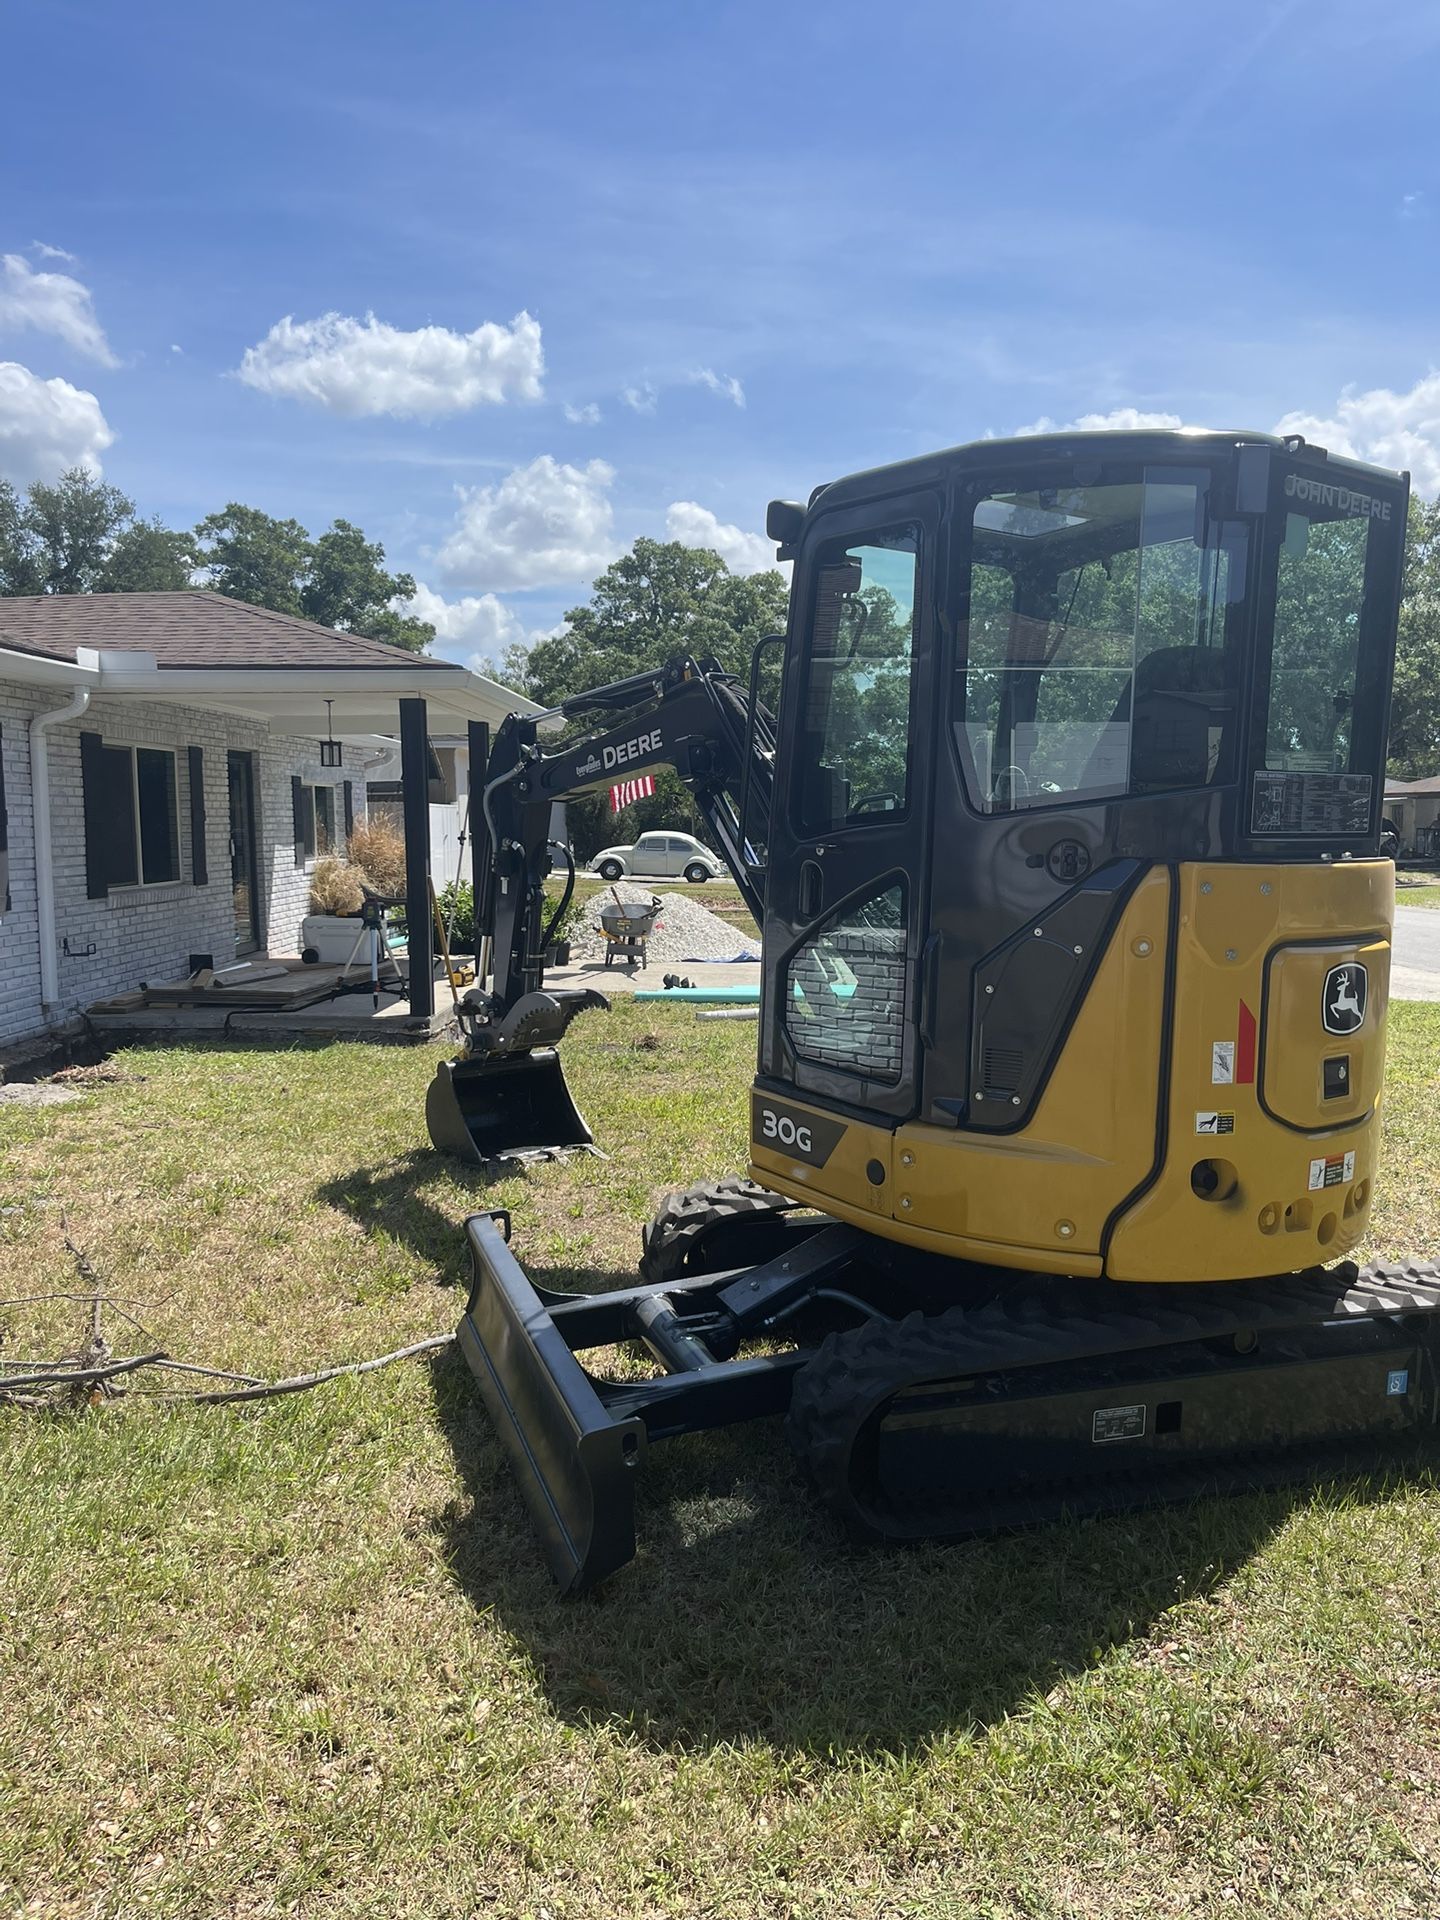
[143,1358,266,1386]
[60,1213,104,1293]
[0,1351,168,1394]
[172,1335,454,1405]
[0,1293,170,1310]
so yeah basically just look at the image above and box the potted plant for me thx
[300,857,366,964]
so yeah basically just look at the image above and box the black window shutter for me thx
[291,774,305,867]
[80,730,110,899]
[187,745,207,884]
[0,721,9,913]
[343,779,354,837]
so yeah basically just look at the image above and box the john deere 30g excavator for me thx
[426,427,1440,1594]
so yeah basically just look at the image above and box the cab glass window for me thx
[1263,490,1375,773]
[956,469,1245,812]
[785,881,907,1081]
[794,528,919,835]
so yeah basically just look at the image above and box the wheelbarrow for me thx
[599,894,662,969]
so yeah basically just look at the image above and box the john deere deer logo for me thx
[1322,962,1368,1036]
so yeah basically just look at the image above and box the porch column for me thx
[467,718,489,935]
[399,696,433,1018]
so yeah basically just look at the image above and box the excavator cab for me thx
[750,433,1407,1280]
[436,430,1431,1594]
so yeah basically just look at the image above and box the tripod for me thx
[339,892,406,1010]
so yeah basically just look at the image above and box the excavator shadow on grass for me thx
[424,1331,1440,1755]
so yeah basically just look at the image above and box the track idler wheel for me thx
[639,1176,805,1285]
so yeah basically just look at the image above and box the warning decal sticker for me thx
[1236,1001,1257,1085]
[1195,1111,1236,1135]
[1211,1041,1235,1085]
[1308,1149,1356,1191]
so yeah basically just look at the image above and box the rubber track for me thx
[639,1176,799,1287]
[785,1260,1440,1544]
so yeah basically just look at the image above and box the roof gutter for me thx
[29,685,92,1017]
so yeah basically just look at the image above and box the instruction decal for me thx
[1308,1149,1356,1192]
[1211,1040,1235,1085]
[1093,1404,1146,1444]
[1195,1111,1235,1136]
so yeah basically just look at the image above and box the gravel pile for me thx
[578,883,760,966]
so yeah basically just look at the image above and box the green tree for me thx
[301,518,433,649]
[1389,495,1440,779]
[498,538,790,857]
[508,538,788,705]
[193,503,313,615]
[0,481,44,595]
[96,519,198,592]
[12,471,136,593]
[193,508,435,649]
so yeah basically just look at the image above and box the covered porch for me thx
[75,655,526,1031]
[0,591,540,1057]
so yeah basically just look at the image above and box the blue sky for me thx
[2,0,1438,670]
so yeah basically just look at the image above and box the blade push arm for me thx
[479,657,773,1020]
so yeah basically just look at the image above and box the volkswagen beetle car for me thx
[588,830,723,882]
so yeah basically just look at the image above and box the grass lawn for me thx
[1396,869,1440,910]
[2,1002,1440,1918]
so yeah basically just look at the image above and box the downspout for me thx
[354,742,399,819]
[29,687,92,1016]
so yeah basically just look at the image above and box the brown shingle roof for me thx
[1386,775,1440,796]
[0,591,453,671]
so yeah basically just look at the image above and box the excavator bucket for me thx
[426,1050,597,1168]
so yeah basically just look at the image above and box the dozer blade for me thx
[426,1050,598,1169]
[459,1211,645,1594]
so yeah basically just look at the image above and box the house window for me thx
[293,781,339,866]
[83,740,180,889]
[0,720,9,913]
[314,785,337,854]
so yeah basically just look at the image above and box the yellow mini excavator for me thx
[425,426,1439,1593]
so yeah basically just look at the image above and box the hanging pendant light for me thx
[319,698,343,768]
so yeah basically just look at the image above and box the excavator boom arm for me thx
[479,656,772,1014]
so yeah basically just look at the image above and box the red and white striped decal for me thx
[609,774,656,813]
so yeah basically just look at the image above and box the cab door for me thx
[759,490,941,1123]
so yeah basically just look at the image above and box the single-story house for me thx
[0,591,538,1057]
[1383,776,1440,858]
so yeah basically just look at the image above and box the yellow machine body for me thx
[749,859,1392,1283]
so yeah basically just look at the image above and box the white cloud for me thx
[398,580,528,652]
[564,400,601,425]
[1274,373,1440,496]
[0,254,117,367]
[665,501,780,576]
[1014,407,1187,436]
[0,361,114,482]
[31,240,77,264]
[236,309,543,419]
[170,343,183,356]
[621,382,657,415]
[437,454,617,590]
[1400,192,1426,220]
[689,367,746,409]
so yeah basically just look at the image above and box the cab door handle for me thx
[799,859,824,920]
[919,930,942,1048]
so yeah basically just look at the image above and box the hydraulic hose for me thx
[541,839,576,953]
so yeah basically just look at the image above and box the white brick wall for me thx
[0,681,357,1048]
